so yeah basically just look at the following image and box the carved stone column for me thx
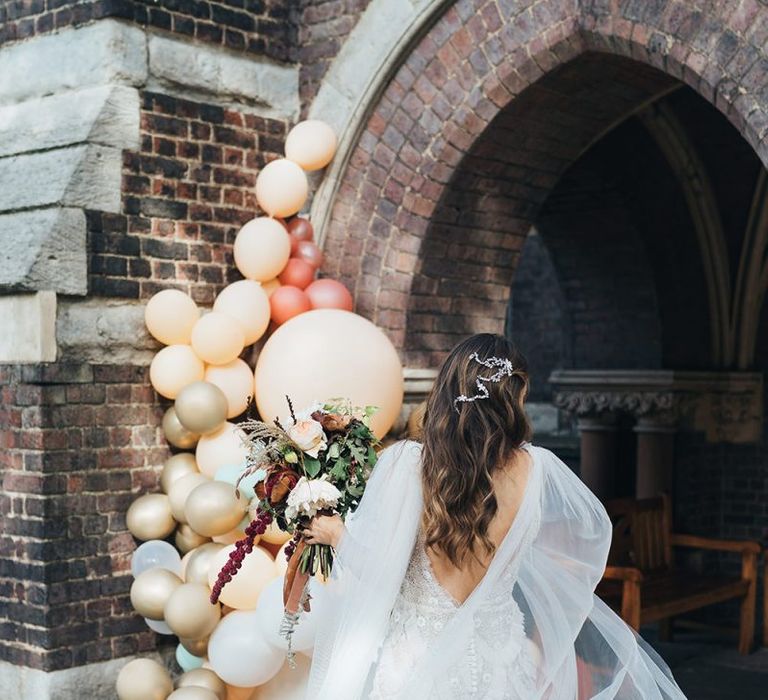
[633,415,677,498]
[577,414,619,500]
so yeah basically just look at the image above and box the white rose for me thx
[285,476,342,522]
[287,418,327,458]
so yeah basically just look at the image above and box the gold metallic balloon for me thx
[184,481,246,538]
[175,523,212,554]
[130,568,182,620]
[163,407,201,450]
[175,381,229,435]
[161,453,199,494]
[168,688,219,700]
[184,543,226,585]
[116,657,173,700]
[164,583,221,639]
[169,472,210,523]
[176,668,227,700]
[126,494,176,541]
[180,634,210,657]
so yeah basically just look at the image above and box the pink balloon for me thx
[278,258,316,290]
[295,240,324,269]
[269,286,311,326]
[305,279,354,311]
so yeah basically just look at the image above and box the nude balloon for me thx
[116,658,173,700]
[150,345,205,399]
[169,472,210,523]
[177,669,227,700]
[233,218,291,282]
[294,240,324,269]
[191,313,245,366]
[127,494,176,541]
[163,407,200,450]
[164,583,221,640]
[196,422,248,478]
[130,568,182,620]
[284,120,337,171]
[213,280,271,345]
[278,258,315,290]
[185,481,246,538]
[145,289,201,345]
[161,453,199,494]
[205,360,254,418]
[175,523,211,553]
[254,310,403,438]
[305,279,354,311]
[269,286,311,326]
[255,159,308,218]
[185,542,226,585]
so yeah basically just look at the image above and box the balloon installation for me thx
[118,119,405,699]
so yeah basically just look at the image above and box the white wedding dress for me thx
[307,440,687,700]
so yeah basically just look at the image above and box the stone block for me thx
[0,292,57,363]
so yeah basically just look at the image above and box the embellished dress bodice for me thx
[367,528,539,699]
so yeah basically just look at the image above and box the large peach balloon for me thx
[127,494,176,541]
[285,120,337,171]
[161,453,199,493]
[278,258,315,290]
[116,658,173,700]
[255,159,308,218]
[145,289,201,345]
[213,280,271,345]
[305,279,354,311]
[269,285,311,326]
[207,544,276,610]
[150,345,205,399]
[191,313,245,366]
[233,217,291,281]
[254,310,403,437]
[185,481,246,538]
[196,422,248,478]
[164,582,221,640]
[204,360,254,418]
[169,473,210,523]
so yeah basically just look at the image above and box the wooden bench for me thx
[597,495,760,654]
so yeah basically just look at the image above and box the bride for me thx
[301,333,687,699]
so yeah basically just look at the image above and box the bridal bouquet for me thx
[210,397,379,662]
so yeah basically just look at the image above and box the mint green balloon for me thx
[214,463,265,500]
[175,643,204,672]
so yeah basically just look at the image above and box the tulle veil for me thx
[306,439,687,699]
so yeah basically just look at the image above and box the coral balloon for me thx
[207,545,276,610]
[164,583,221,640]
[150,345,205,399]
[255,159,308,218]
[213,280,271,345]
[261,278,280,298]
[116,658,173,700]
[175,523,211,554]
[305,279,354,311]
[233,217,291,282]
[161,453,199,494]
[294,240,324,269]
[177,669,227,700]
[130,568,182,620]
[269,285,311,326]
[169,473,210,523]
[185,543,226,585]
[255,310,403,437]
[169,687,218,700]
[145,289,201,345]
[278,258,316,290]
[127,494,176,541]
[208,610,284,687]
[184,481,246,538]
[190,312,245,366]
[195,422,248,478]
[285,120,337,171]
[163,407,200,450]
[286,217,313,255]
[205,360,254,419]
[175,381,229,435]
[251,649,311,700]
[131,539,182,578]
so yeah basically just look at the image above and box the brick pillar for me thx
[634,416,677,499]
[576,415,619,500]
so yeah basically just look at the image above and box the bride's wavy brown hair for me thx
[421,333,531,567]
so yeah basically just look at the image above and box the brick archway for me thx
[319,0,768,364]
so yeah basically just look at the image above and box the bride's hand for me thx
[302,514,345,548]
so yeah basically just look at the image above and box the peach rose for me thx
[287,418,327,458]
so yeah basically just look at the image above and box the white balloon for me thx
[254,576,322,652]
[208,610,284,687]
[131,540,182,578]
[144,617,175,635]
[251,653,310,700]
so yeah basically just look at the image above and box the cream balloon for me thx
[254,576,318,652]
[145,289,201,345]
[177,668,227,700]
[233,217,291,282]
[213,281,271,346]
[191,313,245,366]
[175,381,229,435]
[251,653,310,700]
[164,583,221,640]
[127,494,176,541]
[207,544,276,610]
[185,542,226,585]
[184,481,246,538]
[255,159,308,218]
[161,453,199,494]
[260,520,291,546]
[168,688,218,700]
[163,406,201,449]
[254,310,404,437]
[169,473,210,523]
[274,541,290,576]
[261,278,280,298]
[284,120,337,172]
[175,523,211,553]
[116,658,173,700]
[196,422,248,479]
[150,345,206,399]
[204,360,254,418]
[130,568,182,620]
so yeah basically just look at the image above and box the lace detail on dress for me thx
[368,518,540,700]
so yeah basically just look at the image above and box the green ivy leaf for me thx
[303,457,321,478]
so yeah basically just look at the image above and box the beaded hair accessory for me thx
[453,352,515,412]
